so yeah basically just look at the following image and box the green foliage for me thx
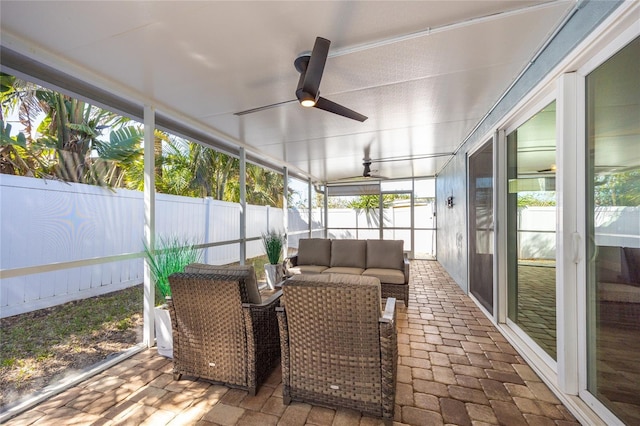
[1,358,16,368]
[517,193,556,208]
[0,72,285,205]
[245,164,284,207]
[0,120,26,147]
[346,194,408,209]
[99,126,144,162]
[143,236,202,301]
[262,229,285,264]
[0,73,16,93]
[594,169,640,206]
[116,318,132,331]
[343,194,408,227]
[35,351,53,362]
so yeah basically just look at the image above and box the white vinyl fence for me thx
[517,206,640,260]
[2,174,636,318]
[0,175,283,318]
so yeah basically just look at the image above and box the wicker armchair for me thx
[277,274,397,419]
[167,270,281,395]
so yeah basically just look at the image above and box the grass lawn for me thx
[0,285,143,409]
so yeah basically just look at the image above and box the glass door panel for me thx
[414,179,436,259]
[586,36,640,425]
[507,101,558,361]
[469,141,494,312]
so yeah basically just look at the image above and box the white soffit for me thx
[0,1,575,182]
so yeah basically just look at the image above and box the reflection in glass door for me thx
[507,101,557,361]
[469,141,494,312]
[586,36,640,425]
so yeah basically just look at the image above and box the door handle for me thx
[572,232,582,264]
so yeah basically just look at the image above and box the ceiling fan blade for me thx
[234,99,297,116]
[303,37,330,96]
[315,97,368,122]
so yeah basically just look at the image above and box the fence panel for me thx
[0,175,285,317]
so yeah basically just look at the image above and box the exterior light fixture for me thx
[447,196,454,208]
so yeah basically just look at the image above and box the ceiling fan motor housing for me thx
[363,161,372,177]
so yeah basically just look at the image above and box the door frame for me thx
[466,137,496,320]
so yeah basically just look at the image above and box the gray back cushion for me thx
[366,239,404,270]
[184,263,261,304]
[297,238,332,266]
[330,239,366,268]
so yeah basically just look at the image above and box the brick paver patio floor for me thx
[5,260,580,425]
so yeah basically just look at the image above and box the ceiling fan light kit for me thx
[300,97,316,107]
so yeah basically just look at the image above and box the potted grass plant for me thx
[144,235,201,358]
[262,229,285,289]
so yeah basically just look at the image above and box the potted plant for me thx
[144,235,201,358]
[262,229,285,289]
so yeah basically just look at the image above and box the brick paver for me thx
[4,261,580,426]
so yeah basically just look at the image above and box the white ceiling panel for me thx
[0,1,575,183]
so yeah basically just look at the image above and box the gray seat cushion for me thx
[366,239,404,270]
[297,238,332,266]
[362,268,406,284]
[288,265,329,275]
[322,266,365,276]
[287,273,382,309]
[184,263,261,304]
[290,272,380,286]
[330,239,367,269]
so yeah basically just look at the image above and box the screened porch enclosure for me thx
[1,1,639,425]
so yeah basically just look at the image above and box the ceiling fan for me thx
[329,160,387,183]
[537,164,557,173]
[362,159,386,179]
[235,37,368,122]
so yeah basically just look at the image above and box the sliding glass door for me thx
[507,101,557,361]
[585,36,640,425]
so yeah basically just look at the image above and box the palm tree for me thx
[1,72,144,186]
[1,72,286,205]
[346,194,404,227]
[190,142,238,200]
[34,90,143,186]
[0,73,47,177]
[246,164,284,207]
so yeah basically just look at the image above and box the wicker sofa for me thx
[277,274,397,419]
[284,238,410,305]
[168,264,281,395]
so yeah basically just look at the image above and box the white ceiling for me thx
[0,1,575,184]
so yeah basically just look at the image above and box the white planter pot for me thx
[264,263,284,290]
[154,305,173,358]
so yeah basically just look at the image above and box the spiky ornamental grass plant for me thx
[262,229,285,265]
[143,236,202,302]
